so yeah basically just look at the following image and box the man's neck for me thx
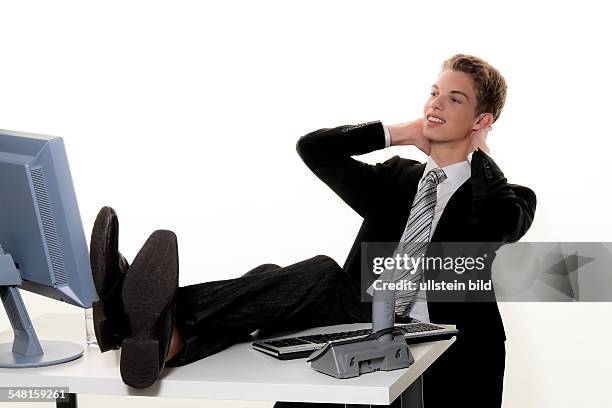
[429,139,471,167]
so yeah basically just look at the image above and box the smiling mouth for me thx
[427,115,446,126]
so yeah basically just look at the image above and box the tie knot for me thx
[424,168,447,186]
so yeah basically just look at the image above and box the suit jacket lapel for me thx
[431,176,474,242]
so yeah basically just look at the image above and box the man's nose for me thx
[430,96,444,110]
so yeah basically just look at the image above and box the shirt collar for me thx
[421,152,472,188]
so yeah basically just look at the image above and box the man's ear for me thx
[472,113,495,131]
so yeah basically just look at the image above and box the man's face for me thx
[422,69,485,143]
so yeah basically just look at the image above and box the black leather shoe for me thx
[90,206,130,352]
[120,229,179,389]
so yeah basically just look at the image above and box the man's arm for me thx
[296,121,415,217]
[470,148,537,243]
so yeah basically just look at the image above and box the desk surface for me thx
[0,313,455,405]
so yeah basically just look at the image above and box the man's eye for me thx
[451,98,461,103]
[430,92,436,96]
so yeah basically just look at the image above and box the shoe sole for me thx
[120,230,178,389]
[90,207,121,352]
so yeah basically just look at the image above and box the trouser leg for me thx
[166,255,354,367]
[273,404,341,408]
[423,338,506,407]
[241,263,281,277]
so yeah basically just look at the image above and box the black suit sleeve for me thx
[469,148,537,243]
[296,121,406,217]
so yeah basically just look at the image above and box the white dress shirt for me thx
[383,125,473,322]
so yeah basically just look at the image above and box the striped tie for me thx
[392,167,447,316]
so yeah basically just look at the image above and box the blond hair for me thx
[441,54,507,122]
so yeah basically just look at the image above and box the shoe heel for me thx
[92,300,115,353]
[120,311,162,388]
[120,337,160,389]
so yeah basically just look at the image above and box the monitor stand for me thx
[309,279,413,378]
[0,247,83,368]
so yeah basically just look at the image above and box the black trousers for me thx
[165,255,505,407]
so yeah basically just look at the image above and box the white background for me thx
[1,1,611,407]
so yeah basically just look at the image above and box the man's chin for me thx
[423,128,443,141]
[424,129,467,144]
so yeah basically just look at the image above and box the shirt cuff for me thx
[383,124,391,148]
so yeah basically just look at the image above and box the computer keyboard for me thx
[252,322,458,360]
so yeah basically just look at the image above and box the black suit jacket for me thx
[297,120,537,342]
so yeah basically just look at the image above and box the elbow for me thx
[503,190,537,243]
[296,128,327,164]
[295,133,309,159]
[296,134,313,167]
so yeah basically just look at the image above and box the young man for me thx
[90,54,536,406]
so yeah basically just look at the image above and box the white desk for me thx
[0,313,456,407]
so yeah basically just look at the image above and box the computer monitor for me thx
[0,129,98,368]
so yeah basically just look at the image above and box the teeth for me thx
[428,116,445,124]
